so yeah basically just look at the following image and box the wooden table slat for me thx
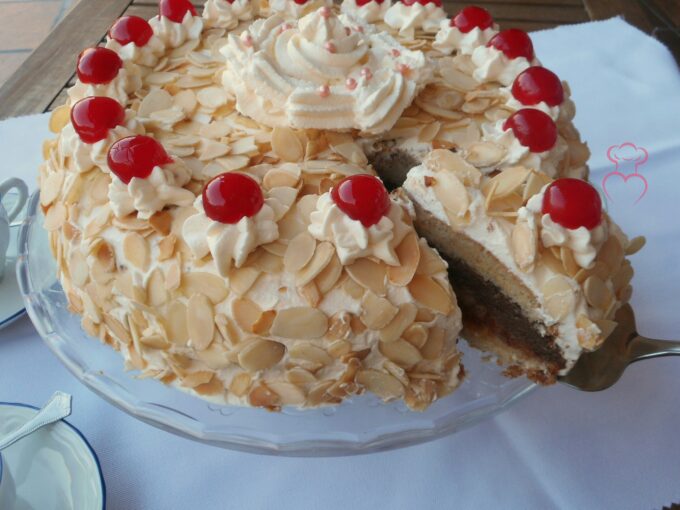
[445,2,589,23]
[0,0,132,119]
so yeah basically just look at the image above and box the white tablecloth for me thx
[1,17,680,510]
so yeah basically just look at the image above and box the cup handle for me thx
[0,178,29,223]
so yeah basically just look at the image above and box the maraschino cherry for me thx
[202,173,264,224]
[107,135,173,184]
[76,47,123,85]
[503,108,557,153]
[402,0,442,6]
[451,6,493,32]
[356,0,384,5]
[512,67,564,107]
[71,97,125,144]
[331,175,391,228]
[542,178,602,230]
[487,29,534,60]
[109,16,153,47]
[159,0,197,23]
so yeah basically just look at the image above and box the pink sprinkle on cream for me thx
[242,33,253,47]
[346,78,357,90]
[324,42,337,53]
[319,6,332,18]
[396,63,410,75]
[318,85,330,97]
[391,49,401,57]
[360,67,372,80]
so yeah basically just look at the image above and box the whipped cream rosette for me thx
[384,1,447,37]
[203,0,256,29]
[340,0,391,23]
[150,10,204,48]
[221,8,431,134]
[433,19,498,56]
[269,0,333,20]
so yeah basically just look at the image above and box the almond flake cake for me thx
[40,0,643,410]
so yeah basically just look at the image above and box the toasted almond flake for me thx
[403,324,428,349]
[68,250,89,287]
[598,236,624,273]
[360,292,399,330]
[44,202,67,231]
[250,249,282,274]
[49,104,70,133]
[199,139,230,161]
[123,233,149,271]
[247,383,281,410]
[625,236,646,256]
[284,232,316,273]
[483,166,532,200]
[356,369,404,400]
[215,313,240,346]
[380,303,418,343]
[465,141,506,167]
[232,298,262,333]
[217,154,250,171]
[167,301,189,345]
[230,372,252,397]
[238,338,285,372]
[181,272,228,304]
[297,241,334,286]
[408,275,452,315]
[104,314,132,345]
[140,334,169,350]
[331,141,368,166]
[584,275,612,310]
[197,86,228,109]
[263,168,300,190]
[267,381,306,405]
[271,127,304,162]
[432,173,469,220]
[147,269,167,306]
[612,262,634,291]
[149,211,173,236]
[289,343,332,365]
[511,220,537,272]
[346,258,387,296]
[416,242,447,275]
[342,276,365,299]
[421,326,445,359]
[270,307,328,339]
[40,172,65,206]
[541,275,575,320]
[173,89,197,114]
[379,339,422,368]
[286,367,317,385]
[298,281,321,307]
[252,310,276,336]
[523,170,552,202]
[139,89,173,117]
[187,293,215,351]
[594,319,617,341]
[229,266,260,295]
[560,247,580,277]
[419,121,441,143]
[262,241,287,257]
[164,257,181,291]
[387,232,420,286]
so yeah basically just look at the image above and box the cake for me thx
[40,0,641,408]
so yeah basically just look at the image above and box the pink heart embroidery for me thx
[602,142,649,205]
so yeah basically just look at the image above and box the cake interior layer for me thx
[411,205,566,383]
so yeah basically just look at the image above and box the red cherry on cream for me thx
[503,108,557,153]
[331,175,391,228]
[203,173,264,224]
[451,6,493,33]
[542,178,602,230]
[71,97,125,144]
[109,16,153,47]
[107,135,173,184]
[293,0,308,4]
[159,0,197,22]
[76,47,122,85]
[512,67,564,107]
[356,0,384,5]
[487,29,534,60]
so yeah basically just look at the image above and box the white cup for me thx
[0,178,29,280]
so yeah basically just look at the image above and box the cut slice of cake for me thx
[403,149,644,383]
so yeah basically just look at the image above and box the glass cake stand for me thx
[17,193,536,456]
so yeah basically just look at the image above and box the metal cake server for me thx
[559,304,680,391]
[0,392,72,451]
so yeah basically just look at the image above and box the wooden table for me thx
[0,0,678,120]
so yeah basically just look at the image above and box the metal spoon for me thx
[0,392,72,451]
[559,304,680,391]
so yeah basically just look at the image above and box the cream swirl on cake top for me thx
[384,1,447,36]
[203,0,256,29]
[109,161,195,220]
[433,19,497,56]
[269,0,333,19]
[471,45,539,86]
[105,35,165,68]
[182,194,280,277]
[308,192,411,265]
[340,0,391,23]
[221,9,430,134]
[150,10,204,48]
[68,64,142,106]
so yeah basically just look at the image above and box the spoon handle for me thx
[628,335,680,363]
[0,392,72,451]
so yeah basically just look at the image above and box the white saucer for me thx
[0,403,105,509]
[0,192,28,330]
